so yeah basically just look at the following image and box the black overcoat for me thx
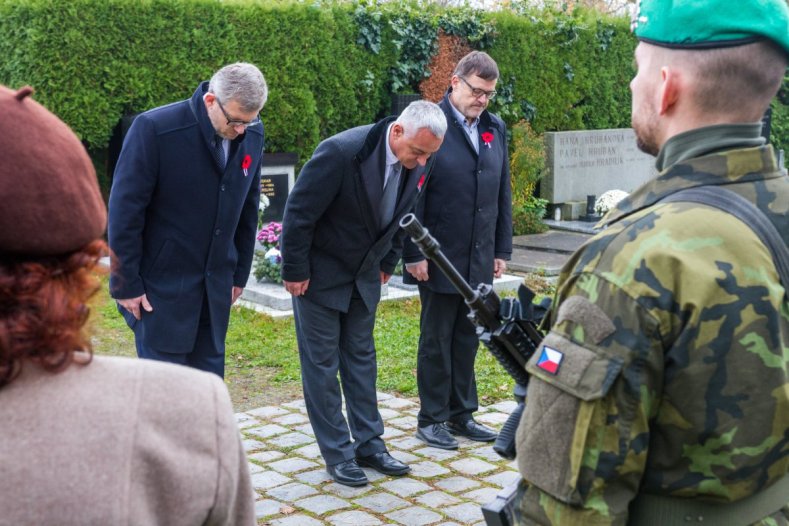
[108,82,264,353]
[403,95,512,293]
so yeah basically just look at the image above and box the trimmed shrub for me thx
[1,0,784,189]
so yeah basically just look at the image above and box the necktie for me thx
[379,162,401,229]
[212,135,225,171]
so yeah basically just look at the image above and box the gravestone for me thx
[259,153,298,223]
[541,129,657,216]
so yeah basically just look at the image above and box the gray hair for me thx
[208,62,268,113]
[396,101,447,138]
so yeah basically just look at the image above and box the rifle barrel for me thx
[400,213,476,301]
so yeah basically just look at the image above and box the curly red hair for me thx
[0,240,107,387]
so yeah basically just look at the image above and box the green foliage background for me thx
[0,0,786,195]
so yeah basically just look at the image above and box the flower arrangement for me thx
[595,189,629,215]
[253,221,283,283]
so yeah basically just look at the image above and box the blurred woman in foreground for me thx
[0,84,254,526]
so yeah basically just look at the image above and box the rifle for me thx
[399,213,549,526]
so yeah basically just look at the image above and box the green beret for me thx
[632,0,789,57]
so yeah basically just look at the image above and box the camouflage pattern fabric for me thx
[514,145,789,525]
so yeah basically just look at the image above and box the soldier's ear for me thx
[658,66,681,116]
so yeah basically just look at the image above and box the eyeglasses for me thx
[459,76,496,100]
[215,97,261,128]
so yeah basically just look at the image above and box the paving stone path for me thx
[236,393,521,525]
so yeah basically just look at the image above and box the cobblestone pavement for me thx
[236,393,521,525]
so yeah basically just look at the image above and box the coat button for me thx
[215,228,221,236]
[220,184,226,191]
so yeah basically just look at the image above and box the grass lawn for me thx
[91,276,550,412]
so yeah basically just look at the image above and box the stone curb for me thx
[239,274,526,318]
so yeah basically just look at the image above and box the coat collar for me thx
[355,116,397,164]
[440,92,502,157]
[353,116,436,238]
[441,90,502,133]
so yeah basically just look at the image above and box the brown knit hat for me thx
[0,85,106,256]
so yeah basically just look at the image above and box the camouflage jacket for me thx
[515,145,789,525]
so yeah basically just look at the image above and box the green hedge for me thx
[0,0,396,161]
[0,0,786,188]
[486,8,634,132]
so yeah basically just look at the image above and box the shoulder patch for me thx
[537,346,564,375]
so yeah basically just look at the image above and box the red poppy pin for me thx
[417,173,426,191]
[241,154,252,177]
[481,132,494,149]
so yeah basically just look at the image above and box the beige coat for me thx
[0,355,255,525]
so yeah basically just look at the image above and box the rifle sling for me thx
[659,186,789,289]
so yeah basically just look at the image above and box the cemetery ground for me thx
[91,275,552,526]
[90,273,553,525]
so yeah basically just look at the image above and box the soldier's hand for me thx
[380,271,392,284]
[284,279,310,297]
[118,294,153,320]
[494,258,507,279]
[405,260,429,281]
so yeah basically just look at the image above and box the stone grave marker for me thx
[541,128,657,218]
[260,153,298,223]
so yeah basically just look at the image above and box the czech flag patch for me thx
[536,346,564,375]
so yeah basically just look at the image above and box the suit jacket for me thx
[403,95,512,293]
[0,355,254,526]
[280,117,435,312]
[108,82,264,354]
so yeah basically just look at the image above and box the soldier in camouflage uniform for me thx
[514,0,789,524]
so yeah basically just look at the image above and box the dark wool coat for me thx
[280,117,436,313]
[108,82,264,354]
[403,95,512,293]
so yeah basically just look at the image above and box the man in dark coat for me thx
[403,51,512,450]
[280,101,447,487]
[108,62,267,378]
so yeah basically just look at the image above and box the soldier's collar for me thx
[656,123,765,171]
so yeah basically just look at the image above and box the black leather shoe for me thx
[446,418,498,442]
[356,451,410,476]
[415,423,459,450]
[326,459,368,487]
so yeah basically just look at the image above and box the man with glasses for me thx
[108,62,267,378]
[403,51,512,450]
